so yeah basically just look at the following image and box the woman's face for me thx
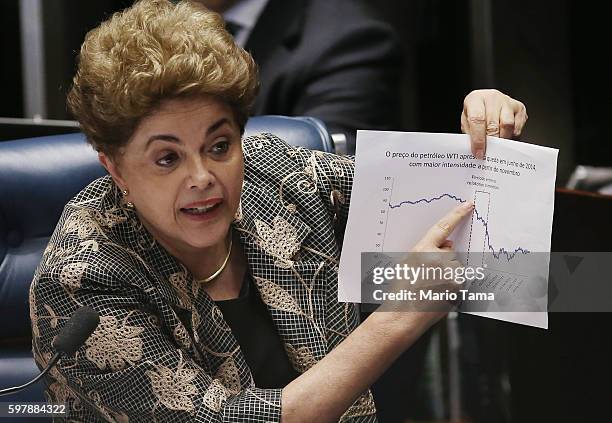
[100,96,244,257]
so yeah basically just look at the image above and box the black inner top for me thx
[215,274,300,389]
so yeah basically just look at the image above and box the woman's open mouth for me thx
[181,203,220,215]
[180,199,223,220]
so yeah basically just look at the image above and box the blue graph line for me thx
[389,193,530,261]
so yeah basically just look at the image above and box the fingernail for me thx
[475,148,484,159]
[463,201,474,210]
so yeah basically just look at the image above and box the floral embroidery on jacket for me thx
[202,379,229,413]
[215,356,242,395]
[85,314,144,371]
[254,216,300,267]
[146,352,199,413]
[253,277,303,315]
[285,343,317,373]
[168,271,192,309]
[340,391,377,422]
[59,262,89,292]
[172,324,192,350]
[62,208,103,239]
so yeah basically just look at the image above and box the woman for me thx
[29,0,527,421]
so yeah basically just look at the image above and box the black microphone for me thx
[52,306,100,356]
[0,306,100,397]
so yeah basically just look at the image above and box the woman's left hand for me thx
[460,89,528,159]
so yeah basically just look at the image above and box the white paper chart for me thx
[338,131,558,328]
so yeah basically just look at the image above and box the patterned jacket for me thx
[30,133,377,422]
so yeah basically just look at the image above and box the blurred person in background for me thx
[194,0,402,154]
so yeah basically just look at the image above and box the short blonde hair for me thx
[67,0,258,156]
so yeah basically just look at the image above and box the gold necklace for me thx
[196,234,233,284]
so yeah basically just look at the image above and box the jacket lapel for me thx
[235,177,329,366]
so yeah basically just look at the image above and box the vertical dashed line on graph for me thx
[466,193,476,266]
[476,191,491,267]
[481,191,492,267]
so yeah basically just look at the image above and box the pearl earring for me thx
[122,189,134,209]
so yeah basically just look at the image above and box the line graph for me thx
[378,178,533,298]
[384,183,530,262]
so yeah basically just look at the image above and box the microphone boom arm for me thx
[0,352,61,397]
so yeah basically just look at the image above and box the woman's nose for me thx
[187,160,215,190]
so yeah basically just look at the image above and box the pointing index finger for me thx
[426,201,475,246]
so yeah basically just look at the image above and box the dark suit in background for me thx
[244,0,401,154]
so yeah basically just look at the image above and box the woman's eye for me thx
[155,152,178,167]
[211,140,230,155]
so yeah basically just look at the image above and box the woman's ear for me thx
[98,152,128,191]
